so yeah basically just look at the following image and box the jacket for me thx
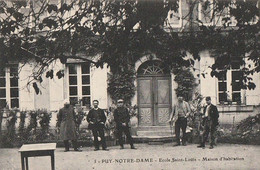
[87,108,106,129]
[114,107,130,127]
[203,104,219,127]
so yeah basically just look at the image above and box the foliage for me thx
[174,67,197,101]
[37,109,52,140]
[18,111,26,140]
[107,69,136,104]
[218,114,260,145]
[0,0,258,93]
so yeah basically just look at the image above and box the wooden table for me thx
[19,143,56,170]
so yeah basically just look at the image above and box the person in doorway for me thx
[87,100,109,151]
[57,99,82,152]
[169,95,191,146]
[114,99,136,149]
[197,96,219,149]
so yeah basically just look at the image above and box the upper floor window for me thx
[166,0,182,28]
[0,64,19,108]
[67,63,91,107]
[198,0,214,25]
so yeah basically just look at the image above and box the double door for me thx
[137,76,171,126]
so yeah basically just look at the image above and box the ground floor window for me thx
[67,63,91,106]
[218,59,243,104]
[0,64,19,108]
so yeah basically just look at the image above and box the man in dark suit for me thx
[198,96,219,149]
[87,100,109,151]
[114,99,136,149]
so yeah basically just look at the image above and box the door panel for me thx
[138,78,153,126]
[154,77,171,126]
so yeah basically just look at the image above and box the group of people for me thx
[57,99,136,152]
[57,95,219,152]
[169,95,219,149]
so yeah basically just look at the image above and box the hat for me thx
[205,96,211,101]
[117,99,124,103]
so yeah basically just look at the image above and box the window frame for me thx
[66,63,91,106]
[166,0,182,28]
[198,0,214,26]
[0,64,20,108]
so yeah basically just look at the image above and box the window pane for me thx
[219,93,227,102]
[10,78,18,87]
[0,78,6,87]
[232,92,241,103]
[69,76,77,85]
[82,76,90,85]
[218,82,227,91]
[81,63,90,74]
[82,86,90,95]
[69,86,78,95]
[82,96,91,106]
[0,89,6,98]
[69,97,78,105]
[232,71,242,81]
[68,65,77,74]
[11,98,19,108]
[232,82,241,91]
[218,71,227,81]
[10,88,19,97]
[0,99,6,108]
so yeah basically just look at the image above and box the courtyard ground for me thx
[0,143,259,170]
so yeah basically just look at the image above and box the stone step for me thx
[137,131,174,137]
[133,135,175,143]
[137,126,173,131]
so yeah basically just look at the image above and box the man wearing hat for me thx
[114,99,136,149]
[87,100,109,151]
[57,99,82,152]
[169,95,191,146]
[198,96,219,149]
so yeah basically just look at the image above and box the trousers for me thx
[175,117,187,144]
[117,125,134,147]
[92,126,107,149]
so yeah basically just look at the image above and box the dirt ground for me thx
[0,143,259,170]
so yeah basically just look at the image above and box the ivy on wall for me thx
[174,67,197,101]
[107,68,136,104]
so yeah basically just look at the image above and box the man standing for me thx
[169,95,191,146]
[87,100,108,151]
[57,99,82,152]
[198,96,219,149]
[114,99,136,149]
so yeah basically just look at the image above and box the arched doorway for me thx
[137,60,171,126]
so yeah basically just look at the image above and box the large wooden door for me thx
[138,76,171,126]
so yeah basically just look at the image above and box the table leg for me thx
[21,155,25,170]
[51,151,55,170]
[25,157,29,170]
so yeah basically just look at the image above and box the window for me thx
[0,64,19,108]
[198,0,214,25]
[166,0,182,28]
[67,63,91,106]
[217,59,243,104]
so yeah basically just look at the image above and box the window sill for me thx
[217,105,254,113]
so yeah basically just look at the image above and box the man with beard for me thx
[114,99,136,149]
[87,100,109,151]
[57,99,82,152]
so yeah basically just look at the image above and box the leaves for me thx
[33,82,40,95]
